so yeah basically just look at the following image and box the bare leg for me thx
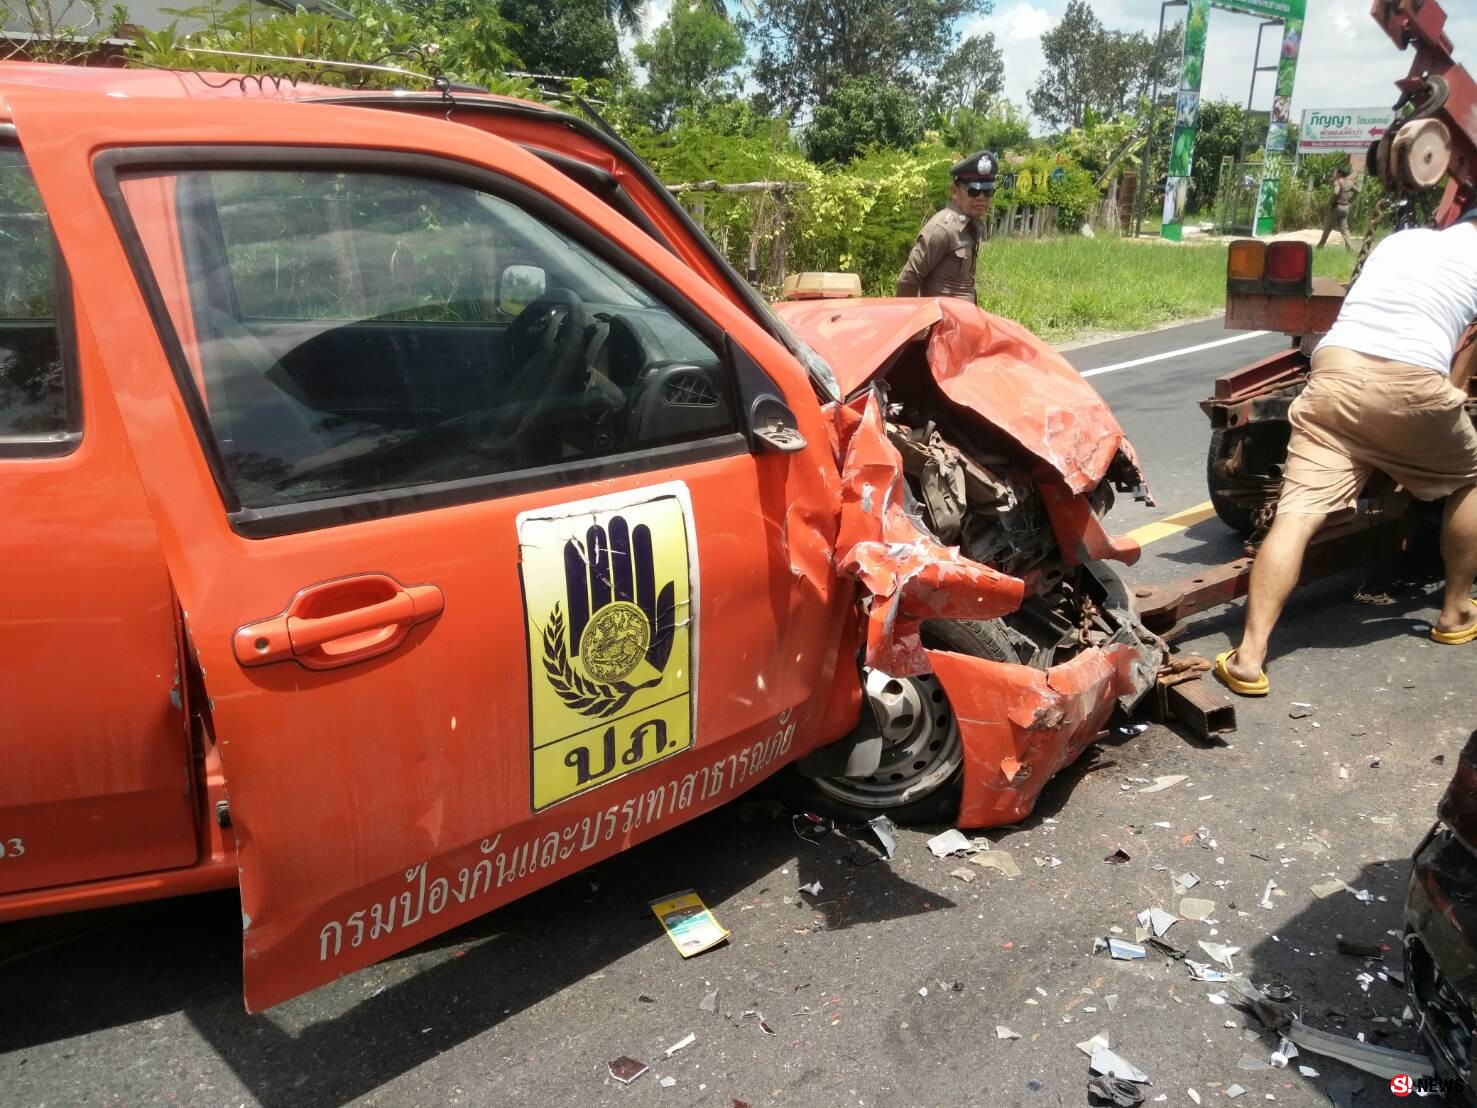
[1436,484,1477,634]
[1226,510,1329,681]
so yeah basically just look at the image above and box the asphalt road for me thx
[3,318,1467,1108]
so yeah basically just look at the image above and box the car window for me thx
[119,167,736,515]
[0,145,75,451]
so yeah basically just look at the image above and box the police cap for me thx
[951,150,998,188]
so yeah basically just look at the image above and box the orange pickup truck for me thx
[0,62,1161,1010]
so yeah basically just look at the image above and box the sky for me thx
[963,0,1477,129]
[629,0,1477,134]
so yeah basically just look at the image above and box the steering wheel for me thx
[501,288,592,453]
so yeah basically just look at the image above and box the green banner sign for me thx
[1161,0,1307,241]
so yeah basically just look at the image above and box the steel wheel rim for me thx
[811,669,962,810]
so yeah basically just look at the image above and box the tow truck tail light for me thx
[1226,239,1312,297]
[1227,240,1266,283]
[1265,241,1312,291]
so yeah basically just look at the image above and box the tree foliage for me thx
[127,0,531,93]
[743,0,992,115]
[631,0,744,130]
[804,75,925,165]
[938,99,1032,160]
[1029,0,1178,132]
[930,33,1004,116]
[498,0,625,81]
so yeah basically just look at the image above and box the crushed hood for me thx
[774,297,1132,494]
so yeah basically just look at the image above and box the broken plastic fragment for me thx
[927,829,976,858]
[1197,941,1239,969]
[660,1076,676,1089]
[1259,879,1277,911]
[1173,872,1200,892]
[1104,849,1132,864]
[970,850,1021,878]
[664,1033,695,1058]
[867,815,898,860]
[1076,1030,1111,1056]
[1108,938,1147,960]
[1137,907,1178,938]
[1139,775,1187,794]
[1179,898,1216,921]
[1270,1037,1298,1068]
[1226,1084,1246,1098]
[799,881,823,896]
[951,866,976,882]
[996,1025,1021,1040]
[1187,1090,1201,1106]
[1089,1042,1150,1083]
[608,1057,649,1084]
[1185,960,1229,983]
[699,989,719,1013]
[1311,879,1347,899]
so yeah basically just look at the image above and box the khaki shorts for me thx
[1278,346,1477,515]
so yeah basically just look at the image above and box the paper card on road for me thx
[651,890,730,957]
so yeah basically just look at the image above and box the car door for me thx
[12,86,850,1011]
[0,135,200,896]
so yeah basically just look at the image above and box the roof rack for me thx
[180,45,440,84]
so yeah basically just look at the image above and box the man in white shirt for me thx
[1217,213,1477,696]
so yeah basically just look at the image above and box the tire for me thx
[788,618,1018,825]
[1207,428,1258,536]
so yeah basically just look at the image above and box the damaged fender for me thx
[928,645,1142,828]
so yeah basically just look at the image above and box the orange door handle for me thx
[234,575,444,671]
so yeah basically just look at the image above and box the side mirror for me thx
[497,264,546,315]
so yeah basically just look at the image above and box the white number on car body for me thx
[0,837,24,858]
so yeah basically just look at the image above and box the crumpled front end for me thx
[802,297,1163,829]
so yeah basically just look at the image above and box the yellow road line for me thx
[1126,500,1217,548]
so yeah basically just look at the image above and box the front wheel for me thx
[794,618,1018,824]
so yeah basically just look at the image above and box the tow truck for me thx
[1133,0,1477,638]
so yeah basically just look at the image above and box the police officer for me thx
[1317,166,1358,250]
[896,150,998,301]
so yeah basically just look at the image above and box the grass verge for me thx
[956,236,1358,343]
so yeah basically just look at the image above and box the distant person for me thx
[1217,211,1477,697]
[896,151,997,301]
[1318,166,1358,250]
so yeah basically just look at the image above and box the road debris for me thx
[1104,849,1132,864]
[1259,880,1277,910]
[1096,937,1147,960]
[1226,1083,1246,1098]
[1139,775,1188,794]
[798,881,823,896]
[950,866,976,882]
[659,1076,677,1089]
[1288,703,1313,719]
[1336,938,1384,958]
[1174,872,1201,892]
[608,1057,649,1085]
[664,1033,695,1058]
[699,989,719,1013]
[927,829,977,858]
[651,891,730,957]
[1146,936,1187,960]
[1187,1090,1201,1105]
[1088,1074,1146,1106]
[996,1025,1021,1040]
[867,815,898,860]
[1179,898,1216,921]
[1089,1041,1150,1083]
[1185,960,1229,983]
[1197,941,1239,969]
[970,850,1022,878]
[1270,1037,1297,1068]
[1137,907,1178,937]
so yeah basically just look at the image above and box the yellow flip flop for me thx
[1214,650,1269,697]
[1431,599,1477,645]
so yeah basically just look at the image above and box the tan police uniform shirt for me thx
[896,200,981,301]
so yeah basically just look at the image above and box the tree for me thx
[632,0,744,130]
[939,98,1031,156]
[744,0,992,116]
[499,0,626,80]
[803,75,925,164]
[1028,1,1178,131]
[931,33,1004,116]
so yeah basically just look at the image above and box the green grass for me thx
[969,237,1358,343]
